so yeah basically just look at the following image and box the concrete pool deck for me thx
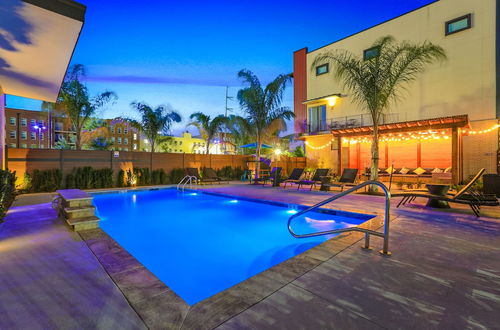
[1,183,499,329]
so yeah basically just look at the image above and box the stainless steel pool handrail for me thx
[177,175,197,191]
[288,180,392,255]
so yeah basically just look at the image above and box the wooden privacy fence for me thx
[6,148,307,178]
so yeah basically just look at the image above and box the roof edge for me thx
[22,0,86,22]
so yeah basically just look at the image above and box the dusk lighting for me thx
[0,0,498,329]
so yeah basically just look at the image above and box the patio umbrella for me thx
[238,142,273,149]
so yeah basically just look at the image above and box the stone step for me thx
[63,206,96,219]
[66,216,100,231]
[57,189,94,208]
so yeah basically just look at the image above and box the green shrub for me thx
[93,168,114,188]
[31,169,62,192]
[117,170,125,187]
[0,170,17,221]
[151,169,167,185]
[170,168,185,184]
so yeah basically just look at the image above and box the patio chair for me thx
[392,168,497,217]
[296,168,330,191]
[320,168,359,192]
[280,168,306,188]
[185,168,219,185]
[203,168,229,184]
[253,167,282,185]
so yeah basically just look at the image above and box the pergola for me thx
[328,115,470,184]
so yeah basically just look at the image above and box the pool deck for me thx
[1,183,499,329]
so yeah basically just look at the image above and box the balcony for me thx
[303,113,400,134]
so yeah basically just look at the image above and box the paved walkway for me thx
[197,185,500,329]
[0,202,146,329]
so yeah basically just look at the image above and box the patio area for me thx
[1,183,499,329]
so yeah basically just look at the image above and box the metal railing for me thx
[304,113,401,134]
[287,180,392,255]
[177,175,197,191]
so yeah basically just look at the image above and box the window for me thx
[111,126,115,133]
[9,131,16,139]
[315,64,328,76]
[55,122,63,130]
[30,119,35,126]
[111,137,115,143]
[39,120,44,126]
[30,144,37,149]
[364,46,380,61]
[445,14,472,35]
[124,127,128,134]
[21,131,27,140]
[124,138,128,145]
[308,105,327,132]
[9,117,16,125]
[9,143,16,148]
[41,133,44,140]
[133,133,137,140]
[117,127,122,134]
[31,132,36,140]
[21,143,27,148]
[179,141,182,145]
[21,118,27,126]
[133,143,137,150]
[124,148,128,151]
[117,137,122,144]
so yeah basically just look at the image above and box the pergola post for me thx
[451,127,463,184]
[337,136,342,175]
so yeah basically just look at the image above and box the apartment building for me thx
[162,132,207,154]
[293,0,499,183]
[4,108,141,151]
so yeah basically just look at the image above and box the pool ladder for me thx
[177,175,197,191]
[288,180,392,255]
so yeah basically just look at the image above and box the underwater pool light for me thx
[286,209,298,215]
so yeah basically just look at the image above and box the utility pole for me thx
[223,86,233,154]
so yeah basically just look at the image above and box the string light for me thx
[305,124,499,147]
[463,124,500,135]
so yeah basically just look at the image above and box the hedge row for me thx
[18,166,243,192]
[0,170,16,222]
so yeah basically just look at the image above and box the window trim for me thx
[445,13,472,36]
[363,46,381,61]
[315,63,329,76]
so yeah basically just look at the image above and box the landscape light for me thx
[274,148,282,155]
[327,96,338,107]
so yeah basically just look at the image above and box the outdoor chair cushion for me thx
[413,167,426,175]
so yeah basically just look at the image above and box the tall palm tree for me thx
[236,69,294,178]
[42,64,116,150]
[122,102,181,153]
[311,36,446,189]
[187,112,227,154]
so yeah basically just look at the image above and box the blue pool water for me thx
[92,189,372,305]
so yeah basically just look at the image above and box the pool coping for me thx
[80,187,391,329]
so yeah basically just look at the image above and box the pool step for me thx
[56,189,100,231]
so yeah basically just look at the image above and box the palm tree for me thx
[42,64,116,150]
[236,69,295,178]
[187,112,228,154]
[123,102,181,153]
[311,36,446,189]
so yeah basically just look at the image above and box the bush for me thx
[117,170,125,187]
[0,170,16,221]
[215,166,244,179]
[93,168,114,188]
[151,169,167,185]
[31,169,62,192]
[170,168,185,184]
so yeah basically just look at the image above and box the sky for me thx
[6,0,436,135]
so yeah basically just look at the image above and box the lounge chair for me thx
[296,168,330,190]
[203,168,229,184]
[320,168,359,192]
[392,168,498,217]
[280,168,305,188]
[253,167,282,185]
[185,168,219,185]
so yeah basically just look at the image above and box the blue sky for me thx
[6,0,435,134]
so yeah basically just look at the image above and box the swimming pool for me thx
[92,188,373,305]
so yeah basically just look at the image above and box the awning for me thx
[302,93,346,106]
[0,0,86,102]
[239,143,273,149]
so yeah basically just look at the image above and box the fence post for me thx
[110,150,113,173]
[182,152,185,169]
[59,149,63,173]
[4,144,8,170]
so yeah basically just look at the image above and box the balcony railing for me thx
[304,113,400,134]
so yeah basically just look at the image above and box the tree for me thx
[42,64,116,150]
[236,69,294,178]
[123,102,181,153]
[88,136,113,150]
[187,112,227,154]
[311,36,446,190]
